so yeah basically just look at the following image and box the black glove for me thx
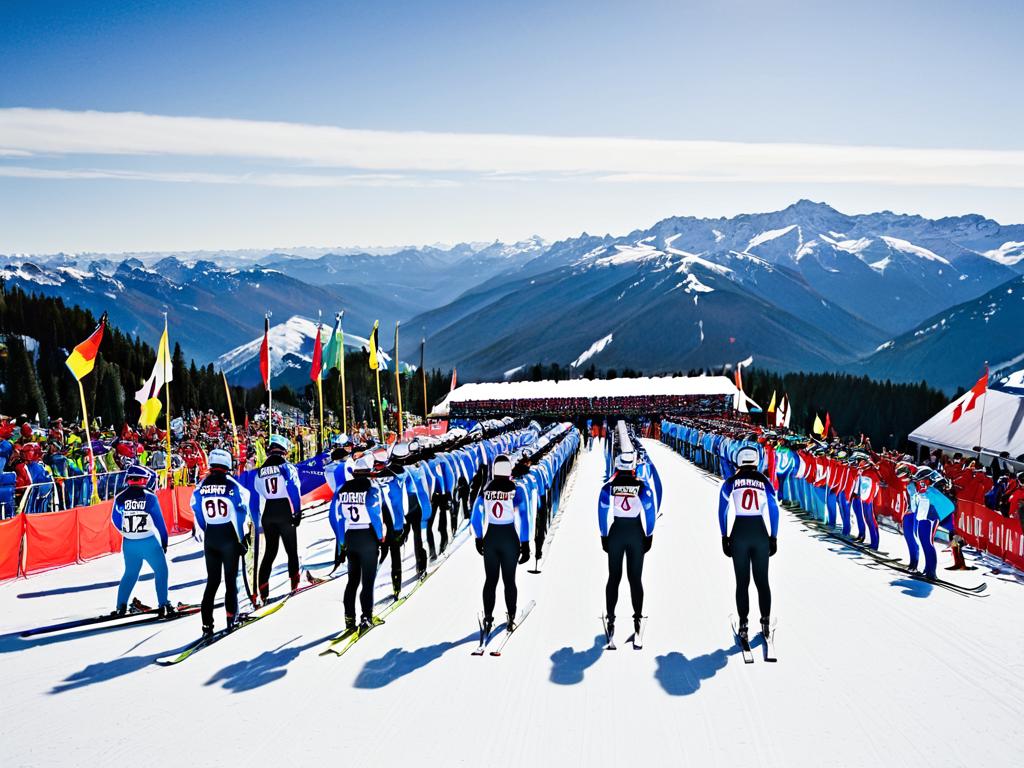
[162,541,168,554]
[601,536,609,553]
[721,536,732,558]
[334,541,347,567]
[399,526,410,545]
[769,536,778,557]
[293,514,302,528]
[378,541,389,565]
[475,537,485,556]
[518,542,531,564]
[643,535,653,553]
[240,533,251,554]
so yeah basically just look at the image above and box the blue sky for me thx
[2,0,1023,253]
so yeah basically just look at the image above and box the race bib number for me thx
[121,514,149,535]
[484,490,515,525]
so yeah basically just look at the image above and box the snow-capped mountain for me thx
[859,275,1024,393]
[214,315,397,389]
[408,201,1024,380]
[0,258,384,363]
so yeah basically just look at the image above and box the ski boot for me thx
[158,603,177,619]
[130,597,150,614]
[606,615,615,639]
[760,616,771,638]
[634,616,643,635]
[392,574,402,601]
[202,622,214,640]
[358,615,374,633]
[506,611,517,633]
[344,615,357,632]
[290,573,301,592]
[737,619,750,642]
[226,613,238,632]
[481,616,494,638]
[112,603,127,617]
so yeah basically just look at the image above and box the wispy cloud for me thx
[1,107,1023,189]
[0,165,457,188]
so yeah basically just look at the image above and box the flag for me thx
[951,368,988,423]
[767,391,777,415]
[775,394,789,428]
[450,368,458,392]
[65,312,107,380]
[824,412,832,439]
[368,320,380,371]
[310,322,323,381]
[135,321,173,427]
[782,395,792,428]
[322,312,344,373]
[259,315,271,390]
[813,413,824,437]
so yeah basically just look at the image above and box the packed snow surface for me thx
[2,442,1022,768]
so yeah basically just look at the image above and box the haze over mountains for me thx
[3,201,1021,392]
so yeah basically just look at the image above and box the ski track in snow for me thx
[1,441,1023,767]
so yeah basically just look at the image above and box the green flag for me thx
[322,312,344,374]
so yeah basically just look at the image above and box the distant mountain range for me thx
[3,201,1022,393]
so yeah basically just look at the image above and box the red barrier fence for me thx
[956,500,1024,571]
[1,485,196,581]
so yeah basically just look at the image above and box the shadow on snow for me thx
[353,631,479,689]
[549,634,606,685]
[654,645,740,696]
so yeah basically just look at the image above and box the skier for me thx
[111,464,173,616]
[471,453,531,638]
[373,446,408,599]
[253,434,303,601]
[906,467,955,580]
[330,451,386,632]
[190,448,253,637]
[718,444,779,642]
[598,447,657,639]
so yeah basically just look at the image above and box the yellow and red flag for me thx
[65,312,107,380]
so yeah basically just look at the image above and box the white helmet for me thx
[492,454,513,479]
[350,452,375,475]
[269,434,292,454]
[209,448,233,471]
[614,451,637,472]
[737,445,760,468]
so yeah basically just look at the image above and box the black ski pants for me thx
[202,525,243,627]
[482,523,519,622]
[606,516,645,620]
[257,505,299,598]
[343,528,380,621]
[731,516,772,623]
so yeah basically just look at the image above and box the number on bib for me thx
[268,477,279,495]
[741,489,759,511]
[204,499,229,518]
[123,514,148,534]
[348,505,361,522]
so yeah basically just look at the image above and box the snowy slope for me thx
[1,442,1022,768]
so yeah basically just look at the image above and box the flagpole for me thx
[317,311,325,452]
[421,335,428,423]
[222,371,240,467]
[163,313,173,490]
[339,311,347,436]
[77,378,100,504]
[394,321,404,438]
[266,312,274,440]
[976,362,989,462]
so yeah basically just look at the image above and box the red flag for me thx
[824,412,832,439]
[951,368,988,423]
[450,368,458,392]
[259,315,271,391]
[310,323,323,381]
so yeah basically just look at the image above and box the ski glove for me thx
[399,526,411,545]
[378,542,389,565]
[643,535,653,553]
[191,524,204,545]
[518,542,531,565]
[769,536,778,557]
[293,514,302,528]
[600,536,609,553]
[334,542,347,567]
[721,536,732,558]
[475,538,485,556]
[240,533,251,554]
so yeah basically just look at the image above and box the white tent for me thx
[431,375,747,417]
[910,369,1024,463]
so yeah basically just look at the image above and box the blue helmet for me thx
[125,463,152,486]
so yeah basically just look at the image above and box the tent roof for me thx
[910,385,1024,461]
[431,375,741,416]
